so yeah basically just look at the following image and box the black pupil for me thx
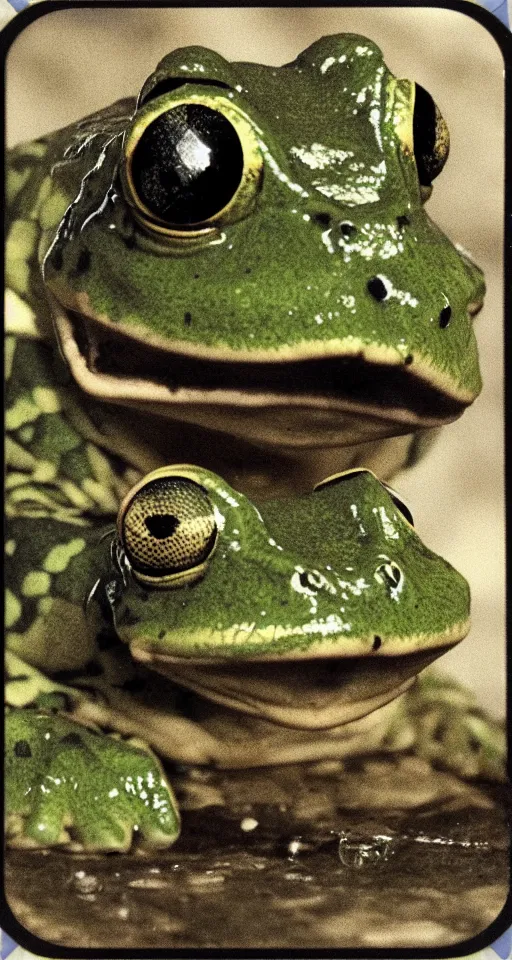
[145,514,180,539]
[131,104,244,225]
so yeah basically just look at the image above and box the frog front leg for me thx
[5,707,180,852]
[5,514,182,852]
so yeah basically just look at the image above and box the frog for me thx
[6,465,504,853]
[5,33,485,502]
[6,35,499,854]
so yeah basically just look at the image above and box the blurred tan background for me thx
[5,7,506,717]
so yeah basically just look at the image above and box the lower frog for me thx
[5,467,504,853]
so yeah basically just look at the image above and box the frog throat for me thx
[130,643,464,730]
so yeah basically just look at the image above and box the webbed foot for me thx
[5,708,180,852]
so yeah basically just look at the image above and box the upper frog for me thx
[7,34,484,464]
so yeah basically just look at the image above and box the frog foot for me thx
[398,670,506,782]
[5,708,180,852]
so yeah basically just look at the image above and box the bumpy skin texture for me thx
[5,36,500,853]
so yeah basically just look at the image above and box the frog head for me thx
[97,466,470,730]
[41,34,484,453]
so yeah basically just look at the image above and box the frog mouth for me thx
[50,293,476,445]
[131,646,452,730]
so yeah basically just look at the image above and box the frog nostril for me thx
[367,275,390,302]
[439,305,452,328]
[375,561,403,591]
[299,570,319,591]
[340,221,357,239]
[311,212,331,227]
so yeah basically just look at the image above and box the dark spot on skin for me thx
[439,305,452,328]
[145,514,179,539]
[404,354,414,366]
[312,212,331,227]
[59,732,85,748]
[74,248,91,275]
[340,221,357,238]
[244,267,252,274]
[397,214,411,228]
[434,722,448,743]
[120,676,147,693]
[50,247,64,272]
[184,312,192,327]
[123,235,136,250]
[367,276,388,302]
[158,630,166,640]
[14,739,32,758]
[193,273,200,280]
[469,737,481,753]
[372,636,382,651]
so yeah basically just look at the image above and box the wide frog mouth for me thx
[49,289,482,450]
[131,643,461,730]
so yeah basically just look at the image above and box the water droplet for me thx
[72,871,101,895]
[284,870,313,882]
[240,816,259,832]
[338,831,394,868]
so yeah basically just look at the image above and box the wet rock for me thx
[5,754,510,950]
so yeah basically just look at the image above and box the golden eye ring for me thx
[118,466,218,587]
[121,92,263,237]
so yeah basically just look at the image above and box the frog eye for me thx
[118,472,217,587]
[413,84,450,187]
[313,468,374,492]
[121,95,263,235]
[381,482,415,528]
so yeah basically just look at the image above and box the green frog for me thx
[7,465,502,853]
[6,36,498,854]
[6,34,484,499]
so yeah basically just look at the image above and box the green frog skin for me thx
[6,34,485,499]
[5,466,504,853]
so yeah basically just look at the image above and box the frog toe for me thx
[5,709,180,852]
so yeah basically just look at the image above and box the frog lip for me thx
[50,293,475,430]
[130,620,468,671]
[130,645,458,730]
